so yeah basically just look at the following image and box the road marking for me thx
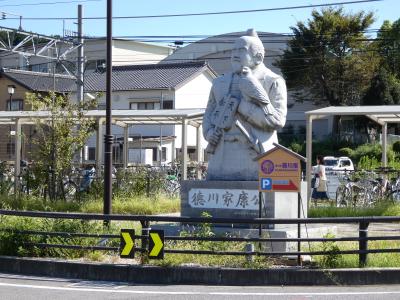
[67,281,126,289]
[1,282,400,296]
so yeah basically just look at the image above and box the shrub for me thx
[0,215,115,258]
[393,141,400,154]
[319,232,342,268]
[352,143,381,162]
[289,141,303,154]
[338,147,353,158]
[358,156,380,170]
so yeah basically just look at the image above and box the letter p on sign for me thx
[260,178,272,191]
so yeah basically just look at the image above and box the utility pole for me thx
[104,0,113,220]
[77,4,84,165]
[159,92,163,166]
[77,4,84,106]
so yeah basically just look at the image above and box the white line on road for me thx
[0,282,400,296]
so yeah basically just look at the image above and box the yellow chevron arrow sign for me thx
[120,229,135,258]
[149,230,164,259]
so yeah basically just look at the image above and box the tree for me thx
[26,92,97,200]
[375,19,400,78]
[362,67,400,105]
[276,7,379,107]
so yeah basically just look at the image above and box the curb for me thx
[1,256,400,285]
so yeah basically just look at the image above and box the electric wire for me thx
[1,0,382,20]
[0,0,101,7]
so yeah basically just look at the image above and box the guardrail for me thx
[0,209,399,267]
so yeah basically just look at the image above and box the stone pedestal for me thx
[180,180,307,220]
[153,180,310,252]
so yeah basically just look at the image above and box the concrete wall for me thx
[174,72,212,149]
[112,40,172,65]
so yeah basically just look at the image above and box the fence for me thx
[0,209,400,267]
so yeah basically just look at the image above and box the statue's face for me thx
[231,38,255,73]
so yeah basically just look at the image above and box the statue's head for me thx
[231,29,265,73]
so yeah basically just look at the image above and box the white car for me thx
[323,156,354,172]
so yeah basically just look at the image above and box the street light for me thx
[7,85,15,111]
[7,85,16,161]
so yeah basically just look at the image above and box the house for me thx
[80,61,216,166]
[0,68,76,162]
[0,61,216,166]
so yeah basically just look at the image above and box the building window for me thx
[137,102,155,110]
[86,59,106,71]
[6,99,23,111]
[188,148,196,161]
[88,147,96,161]
[6,143,15,155]
[152,147,166,162]
[97,103,106,110]
[30,63,49,73]
[152,147,157,161]
[162,147,166,161]
[162,100,173,109]
[96,59,106,70]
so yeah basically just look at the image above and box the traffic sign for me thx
[120,229,135,258]
[149,230,164,259]
[255,143,305,192]
[260,178,272,190]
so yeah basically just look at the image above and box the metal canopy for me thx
[1,108,205,181]
[305,105,400,205]
[0,108,205,127]
[305,105,400,124]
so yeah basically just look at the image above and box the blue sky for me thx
[0,0,398,41]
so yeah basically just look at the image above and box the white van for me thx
[323,156,354,172]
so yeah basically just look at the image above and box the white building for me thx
[0,38,173,73]
[81,61,216,166]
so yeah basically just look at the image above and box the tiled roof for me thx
[84,61,214,91]
[1,68,76,92]
[1,61,215,93]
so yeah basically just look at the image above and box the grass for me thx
[81,195,180,215]
[153,250,272,269]
[1,192,400,269]
[0,193,180,215]
[311,240,400,268]
[309,202,400,218]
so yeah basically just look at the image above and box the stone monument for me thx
[181,29,306,224]
[203,28,287,181]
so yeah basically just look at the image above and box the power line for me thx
[0,0,101,7]
[2,0,382,20]
[0,47,387,71]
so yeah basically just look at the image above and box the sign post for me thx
[255,143,306,264]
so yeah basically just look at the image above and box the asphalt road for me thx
[1,273,400,300]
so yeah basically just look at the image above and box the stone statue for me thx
[203,29,287,181]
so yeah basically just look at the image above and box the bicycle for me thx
[0,162,14,196]
[163,172,180,197]
[335,171,375,207]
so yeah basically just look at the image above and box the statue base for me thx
[180,180,307,222]
[153,182,313,252]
